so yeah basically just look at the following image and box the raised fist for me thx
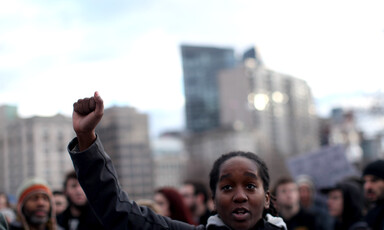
[74,97,96,115]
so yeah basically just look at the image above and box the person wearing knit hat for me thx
[296,175,332,230]
[362,159,384,230]
[9,177,59,230]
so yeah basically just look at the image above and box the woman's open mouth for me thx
[232,208,250,221]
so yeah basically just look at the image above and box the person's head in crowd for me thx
[15,177,56,230]
[179,180,211,224]
[296,175,315,210]
[272,177,300,216]
[209,151,274,230]
[0,193,10,210]
[52,191,67,215]
[63,171,87,209]
[0,192,15,224]
[154,187,196,225]
[179,181,197,214]
[57,171,104,229]
[362,159,384,203]
[322,180,366,229]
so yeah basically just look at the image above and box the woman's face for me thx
[214,156,270,230]
[154,193,170,217]
[327,189,343,218]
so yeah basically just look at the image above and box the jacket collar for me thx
[206,215,230,230]
[206,214,268,230]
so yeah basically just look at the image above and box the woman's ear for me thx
[264,191,271,209]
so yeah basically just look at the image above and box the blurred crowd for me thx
[1,159,384,230]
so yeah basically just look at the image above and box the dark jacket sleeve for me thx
[68,136,203,230]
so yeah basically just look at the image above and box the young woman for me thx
[154,187,196,225]
[68,92,286,230]
[322,180,369,230]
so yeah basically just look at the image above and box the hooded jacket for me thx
[68,135,286,230]
[321,181,369,230]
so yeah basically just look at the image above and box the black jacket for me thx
[364,201,384,230]
[56,204,105,230]
[282,208,317,230]
[68,136,283,230]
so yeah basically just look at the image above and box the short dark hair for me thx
[63,170,78,190]
[271,177,295,196]
[183,180,209,204]
[53,190,65,196]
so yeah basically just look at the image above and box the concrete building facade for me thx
[218,57,319,157]
[0,112,74,195]
[97,106,153,200]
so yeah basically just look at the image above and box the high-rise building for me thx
[0,112,74,195]
[181,45,319,185]
[96,106,153,200]
[181,45,236,133]
[218,49,319,157]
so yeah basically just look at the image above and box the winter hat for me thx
[16,177,56,230]
[363,160,384,180]
[17,177,52,205]
[296,175,315,192]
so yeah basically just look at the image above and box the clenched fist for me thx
[74,97,96,115]
[72,91,104,151]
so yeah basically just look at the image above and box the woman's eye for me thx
[246,184,256,190]
[221,185,232,191]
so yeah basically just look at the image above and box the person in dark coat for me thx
[321,179,369,230]
[296,175,332,230]
[272,177,317,230]
[362,160,384,230]
[179,180,212,225]
[56,171,104,230]
[67,91,287,230]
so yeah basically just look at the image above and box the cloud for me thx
[1,0,384,136]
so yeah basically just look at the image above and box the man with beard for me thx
[179,181,212,225]
[9,177,60,230]
[362,160,384,230]
[272,177,317,230]
[56,171,104,230]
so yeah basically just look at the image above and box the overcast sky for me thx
[1,0,384,136]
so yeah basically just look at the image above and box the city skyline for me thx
[1,0,384,137]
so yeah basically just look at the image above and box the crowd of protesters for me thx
[1,92,384,230]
